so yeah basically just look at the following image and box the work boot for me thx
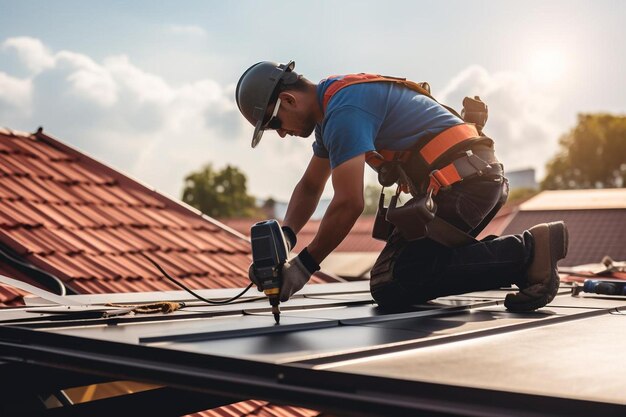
[504,221,569,312]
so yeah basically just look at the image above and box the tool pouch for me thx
[385,192,436,241]
[461,96,488,132]
[372,190,395,241]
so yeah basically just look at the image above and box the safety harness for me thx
[322,73,491,194]
[321,73,499,246]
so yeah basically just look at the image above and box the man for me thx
[236,60,568,312]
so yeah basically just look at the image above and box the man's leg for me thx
[371,228,533,307]
[371,177,525,307]
[371,177,567,310]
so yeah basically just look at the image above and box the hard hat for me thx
[235,60,297,148]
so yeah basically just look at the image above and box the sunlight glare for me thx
[528,49,567,84]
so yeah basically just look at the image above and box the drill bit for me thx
[270,298,281,324]
[272,305,280,324]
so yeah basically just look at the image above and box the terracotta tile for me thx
[0,154,28,177]
[124,187,164,207]
[10,139,51,160]
[119,252,162,279]
[126,206,164,228]
[83,184,129,206]
[53,228,101,254]
[135,207,181,228]
[29,227,82,255]
[99,185,144,206]
[6,228,53,255]
[0,141,16,154]
[160,209,204,229]
[51,252,98,279]
[69,162,115,185]
[0,181,16,200]
[1,176,40,202]
[76,205,118,227]
[1,201,45,228]
[62,183,104,205]
[7,137,38,156]
[20,177,64,203]
[29,138,73,161]
[81,228,136,253]
[7,154,51,179]
[39,180,81,205]
[169,228,222,253]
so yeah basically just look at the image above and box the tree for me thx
[542,113,626,189]
[181,164,259,218]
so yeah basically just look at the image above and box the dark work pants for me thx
[372,176,534,307]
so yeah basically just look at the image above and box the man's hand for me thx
[248,247,320,301]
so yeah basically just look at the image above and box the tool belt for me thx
[371,128,501,247]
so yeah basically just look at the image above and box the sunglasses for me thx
[263,97,282,130]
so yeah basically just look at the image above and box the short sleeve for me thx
[323,106,381,169]
[312,124,329,158]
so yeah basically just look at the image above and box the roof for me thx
[222,216,386,253]
[0,127,340,417]
[0,128,336,305]
[2,281,625,416]
[519,188,626,210]
[501,189,626,266]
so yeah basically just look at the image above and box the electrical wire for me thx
[0,246,66,296]
[139,252,254,305]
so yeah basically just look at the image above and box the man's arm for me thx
[307,154,365,264]
[283,155,331,234]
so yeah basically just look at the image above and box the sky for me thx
[0,0,624,202]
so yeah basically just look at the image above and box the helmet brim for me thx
[248,60,295,148]
[251,119,264,148]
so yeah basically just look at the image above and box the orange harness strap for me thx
[321,74,482,194]
[322,74,432,112]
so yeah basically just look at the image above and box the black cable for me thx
[0,246,66,296]
[139,252,253,305]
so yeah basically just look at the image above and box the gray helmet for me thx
[235,60,298,148]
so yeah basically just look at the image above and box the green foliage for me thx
[542,114,626,189]
[181,163,259,218]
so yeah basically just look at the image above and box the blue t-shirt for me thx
[313,76,463,169]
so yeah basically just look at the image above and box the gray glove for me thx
[248,247,320,302]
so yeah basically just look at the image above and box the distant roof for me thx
[498,188,626,266]
[222,216,385,254]
[520,188,626,210]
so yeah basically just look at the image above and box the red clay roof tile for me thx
[0,129,340,317]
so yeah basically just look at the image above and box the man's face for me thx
[265,91,317,139]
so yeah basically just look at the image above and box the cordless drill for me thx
[250,219,289,324]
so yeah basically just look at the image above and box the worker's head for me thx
[235,60,319,148]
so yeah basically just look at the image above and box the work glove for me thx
[248,247,320,302]
[461,96,488,132]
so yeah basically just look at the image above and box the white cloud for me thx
[2,37,55,74]
[0,38,561,203]
[167,24,207,38]
[0,71,32,110]
[438,65,560,177]
[56,51,118,107]
[0,36,308,201]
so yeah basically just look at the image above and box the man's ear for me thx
[278,91,297,108]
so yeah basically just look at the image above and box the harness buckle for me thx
[465,150,491,176]
[428,169,452,194]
